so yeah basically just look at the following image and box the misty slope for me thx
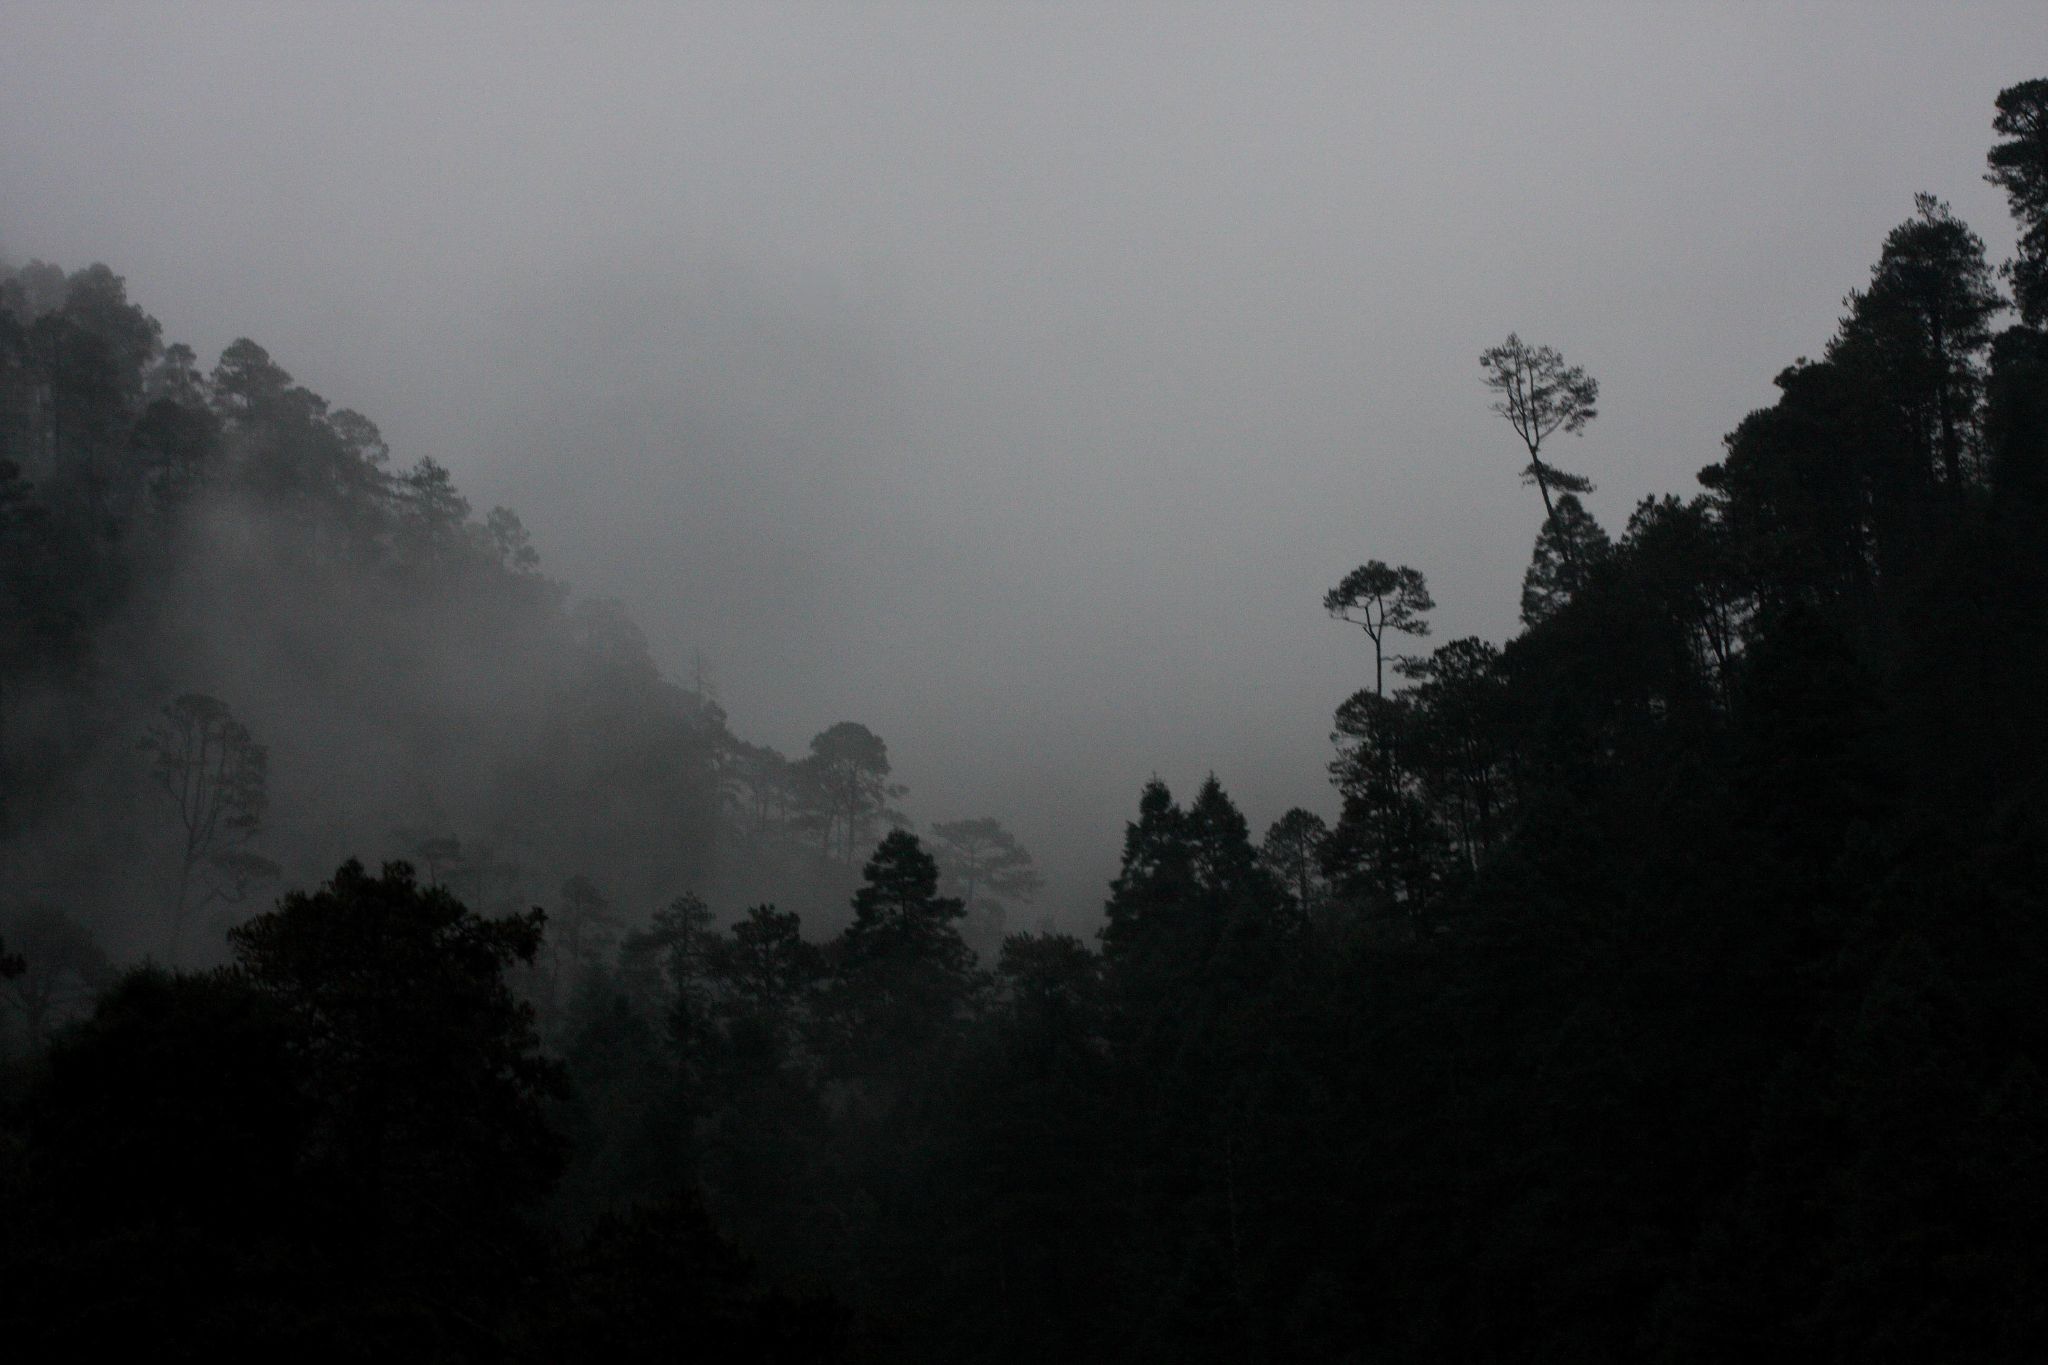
[0,263,914,963]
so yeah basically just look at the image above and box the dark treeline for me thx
[3,79,2048,1362]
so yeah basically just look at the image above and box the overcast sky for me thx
[3,4,2041,920]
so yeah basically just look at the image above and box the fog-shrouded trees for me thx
[7,71,2048,1365]
[26,264,160,528]
[799,722,904,866]
[929,816,1044,937]
[395,828,466,887]
[140,692,274,962]
[724,740,799,838]
[0,254,757,965]
[1481,332,1600,550]
[539,874,621,1031]
[714,903,822,1046]
[0,906,110,1051]
[0,458,46,837]
[616,891,719,1023]
[1324,560,1433,696]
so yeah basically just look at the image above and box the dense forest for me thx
[2,78,2046,1361]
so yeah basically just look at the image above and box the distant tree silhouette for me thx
[483,504,542,574]
[210,336,298,419]
[929,816,1044,934]
[617,891,719,1019]
[0,457,41,835]
[799,721,903,864]
[724,739,800,837]
[1480,332,1600,549]
[395,827,466,886]
[1324,559,1433,695]
[129,387,220,507]
[36,265,160,525]
[140,692,272,962]
[0,905,111,1049]
[542,874,621,1032]
[398,455,471,558]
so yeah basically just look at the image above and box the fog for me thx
[2,2,2037,918]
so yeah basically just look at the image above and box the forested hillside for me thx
[0,267,1008,976]
[2,78,2046,1364]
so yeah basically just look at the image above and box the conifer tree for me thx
[1520,492,1612,626]
[826,830,976,1075]
[1829,195,2004,493]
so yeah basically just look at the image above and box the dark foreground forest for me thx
[3,80,2048,1363]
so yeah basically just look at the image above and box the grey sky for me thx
[3,3,2041,920]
